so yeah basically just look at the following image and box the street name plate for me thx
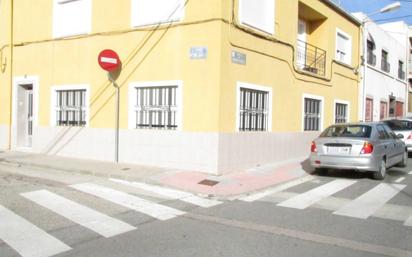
[231,50,246,65]
[190,47,208,59]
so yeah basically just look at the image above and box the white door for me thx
[297,19,307,68]
[17,85,33,148]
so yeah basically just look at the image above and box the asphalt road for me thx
[0,160,411,257]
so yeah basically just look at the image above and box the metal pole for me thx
[8,0,14,149]
[108,73,119,163]
[361,21,366,122]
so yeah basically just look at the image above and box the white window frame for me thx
[128,80,183,130]
[236,81,273,132]
[335,28,352,66]
[131,0,185,28]
[238,0,275,35]
[50,84,90,127]
[333,99,350,124]
[52,0,92,38]
[302,94,324,132]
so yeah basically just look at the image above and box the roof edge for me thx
[320,0,361,26]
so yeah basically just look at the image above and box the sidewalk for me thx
[0,151,309,198]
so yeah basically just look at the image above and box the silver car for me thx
[309,122,407,180]
[383,118,412,152]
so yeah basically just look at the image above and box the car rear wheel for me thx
[373,159,386,180]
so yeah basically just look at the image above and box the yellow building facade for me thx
[0,0,360,174]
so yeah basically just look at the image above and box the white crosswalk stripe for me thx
[0,204,71,257]
[277,179,357,209]
[70,183,186,220]
[241,178,412,226]
[109,178,222,208]
[405,214,412,227]
[394,177,405,183]
[240,176,314,202]
[21,190,136,238]
[333,183,406,219]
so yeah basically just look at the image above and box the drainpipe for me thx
[405,27,409,116]
[360,21,366,122]
[8,0,14,150]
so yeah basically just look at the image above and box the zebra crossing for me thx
[0,181,222,257]
[240,175,412,227]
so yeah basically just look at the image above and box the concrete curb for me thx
[0,153,310,199]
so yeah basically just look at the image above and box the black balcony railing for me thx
[398,69,406,80]
[367,53,376,66]
[381,60,390,73]
[296,40,326,76]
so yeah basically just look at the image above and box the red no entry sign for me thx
[98,49,121,72]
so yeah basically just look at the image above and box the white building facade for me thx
[354,13,409,122]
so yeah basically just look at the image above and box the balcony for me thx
[296,40,326,76]
[409,59,412,78]
[381,60,390,73]
[398,69,406,80]
[366,53,376,66]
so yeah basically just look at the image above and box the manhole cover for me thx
[198,179,219,186]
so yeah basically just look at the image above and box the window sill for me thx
[333,59,354,69]
[52,31,90,40]
[131,19,182,29]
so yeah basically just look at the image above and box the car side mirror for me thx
[397,134,404,139]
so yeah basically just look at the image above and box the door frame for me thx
[12,76,39,149]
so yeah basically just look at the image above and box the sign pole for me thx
[98,49,121,163]
[108,73,119,163]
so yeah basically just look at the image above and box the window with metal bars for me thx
[134,86,178,129]
[304,98,321,131]
[239,88,268,131]
[55,89,86,126]
[335,103,347,124]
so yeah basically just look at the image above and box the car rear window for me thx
[320,125,372,138]
[384,120,412,131]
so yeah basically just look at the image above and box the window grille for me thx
[239,88,268,131]
[304,98,321,131]
[398,61,405,80]
[135,86,178,129]
[335,103,347,124]
[381,50,390,73]
[55,89,86,126]
[366,40,376,66]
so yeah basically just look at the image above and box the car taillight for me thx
[311,141,317,153]
[407,133,412,140]
[360,142,373,154]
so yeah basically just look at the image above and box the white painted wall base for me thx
[218,132,318,174]
[119,130,219,174]
[9,126,316,175]
[0,125,9,150]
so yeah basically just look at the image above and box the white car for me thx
[383,119,412,152]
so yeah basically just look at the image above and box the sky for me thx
[335,0,412,25]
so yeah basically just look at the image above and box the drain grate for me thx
[198,179,219,186]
